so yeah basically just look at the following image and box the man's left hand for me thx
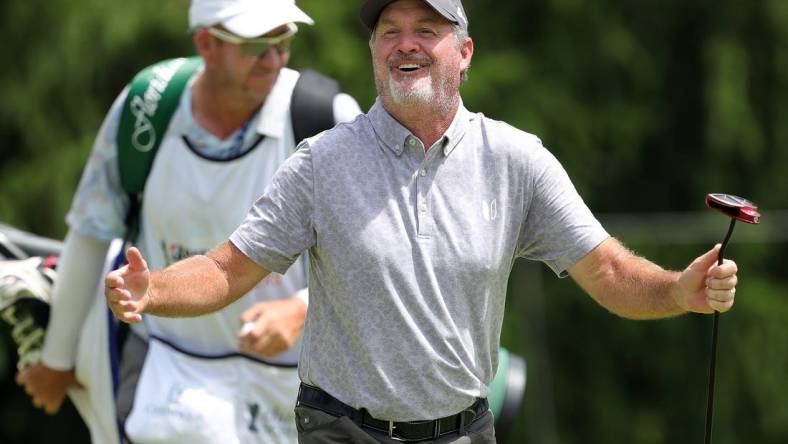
[238,297,307,358]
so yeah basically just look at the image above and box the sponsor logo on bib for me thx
[247,402,260,432]
[162,241,207,264]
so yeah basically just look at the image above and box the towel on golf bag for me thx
[69,238,124,444]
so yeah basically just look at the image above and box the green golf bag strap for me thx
[488,347,527,443]
[118,56,204,195]
[116,56,204,241]
[290,69,339,145]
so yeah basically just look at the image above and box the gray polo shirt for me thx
[230,98,609,421]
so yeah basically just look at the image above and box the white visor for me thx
[190,0,314,38]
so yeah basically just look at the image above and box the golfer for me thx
[106,0,739,442]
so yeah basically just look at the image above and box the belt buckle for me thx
[387,420,418,442]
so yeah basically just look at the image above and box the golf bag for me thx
[0,228,57,371]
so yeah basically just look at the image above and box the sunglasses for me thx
[208,22,298,58]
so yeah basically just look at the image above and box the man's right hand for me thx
[105,247,150,324]
[16,363,82,414]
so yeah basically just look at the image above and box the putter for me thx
[703,193,760,444]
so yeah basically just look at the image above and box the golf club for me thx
[703,193,760,444]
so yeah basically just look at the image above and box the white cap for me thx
[189,0,314,38]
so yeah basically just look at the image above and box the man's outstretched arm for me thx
[568,238,738,320]
[105,240,269,323]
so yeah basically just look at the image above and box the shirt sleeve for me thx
[230,143,316,274]
[65,87,131,241]
[40,231,111,369]
[516,144,609,277]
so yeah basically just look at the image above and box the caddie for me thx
[16,1,361,443]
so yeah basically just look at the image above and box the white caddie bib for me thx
[125,340,300,444]
[125,68,307,443]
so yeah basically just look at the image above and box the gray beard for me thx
[389,76,434,106]
[379,71,455,116]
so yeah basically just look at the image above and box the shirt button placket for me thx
[417,190,431,238]
[412,137,432,238]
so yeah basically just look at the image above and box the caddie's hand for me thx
[674,244,738,314]
[238,297,307,358]
[105,247,150,324]
[15,363,82,415]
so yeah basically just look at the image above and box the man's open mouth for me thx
[398,63,423,72]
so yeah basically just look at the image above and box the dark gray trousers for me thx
[295,404,497,444]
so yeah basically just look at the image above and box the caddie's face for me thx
[370,0,472,113]
[214,24,292,101]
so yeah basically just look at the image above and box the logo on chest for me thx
[162,242,208,264]
[482,199,498,222]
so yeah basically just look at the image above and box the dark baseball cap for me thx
[360,0,468,32]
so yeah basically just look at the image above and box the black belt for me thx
[296,383,489,442]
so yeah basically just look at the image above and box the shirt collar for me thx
[254,68,300,139]
[441,102,469,157]
[368,97,469,157]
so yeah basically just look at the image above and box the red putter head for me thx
[706,193,761,224]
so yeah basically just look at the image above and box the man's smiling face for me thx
[370,0,471,113]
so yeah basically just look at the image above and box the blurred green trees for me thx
[1,0,786,443]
